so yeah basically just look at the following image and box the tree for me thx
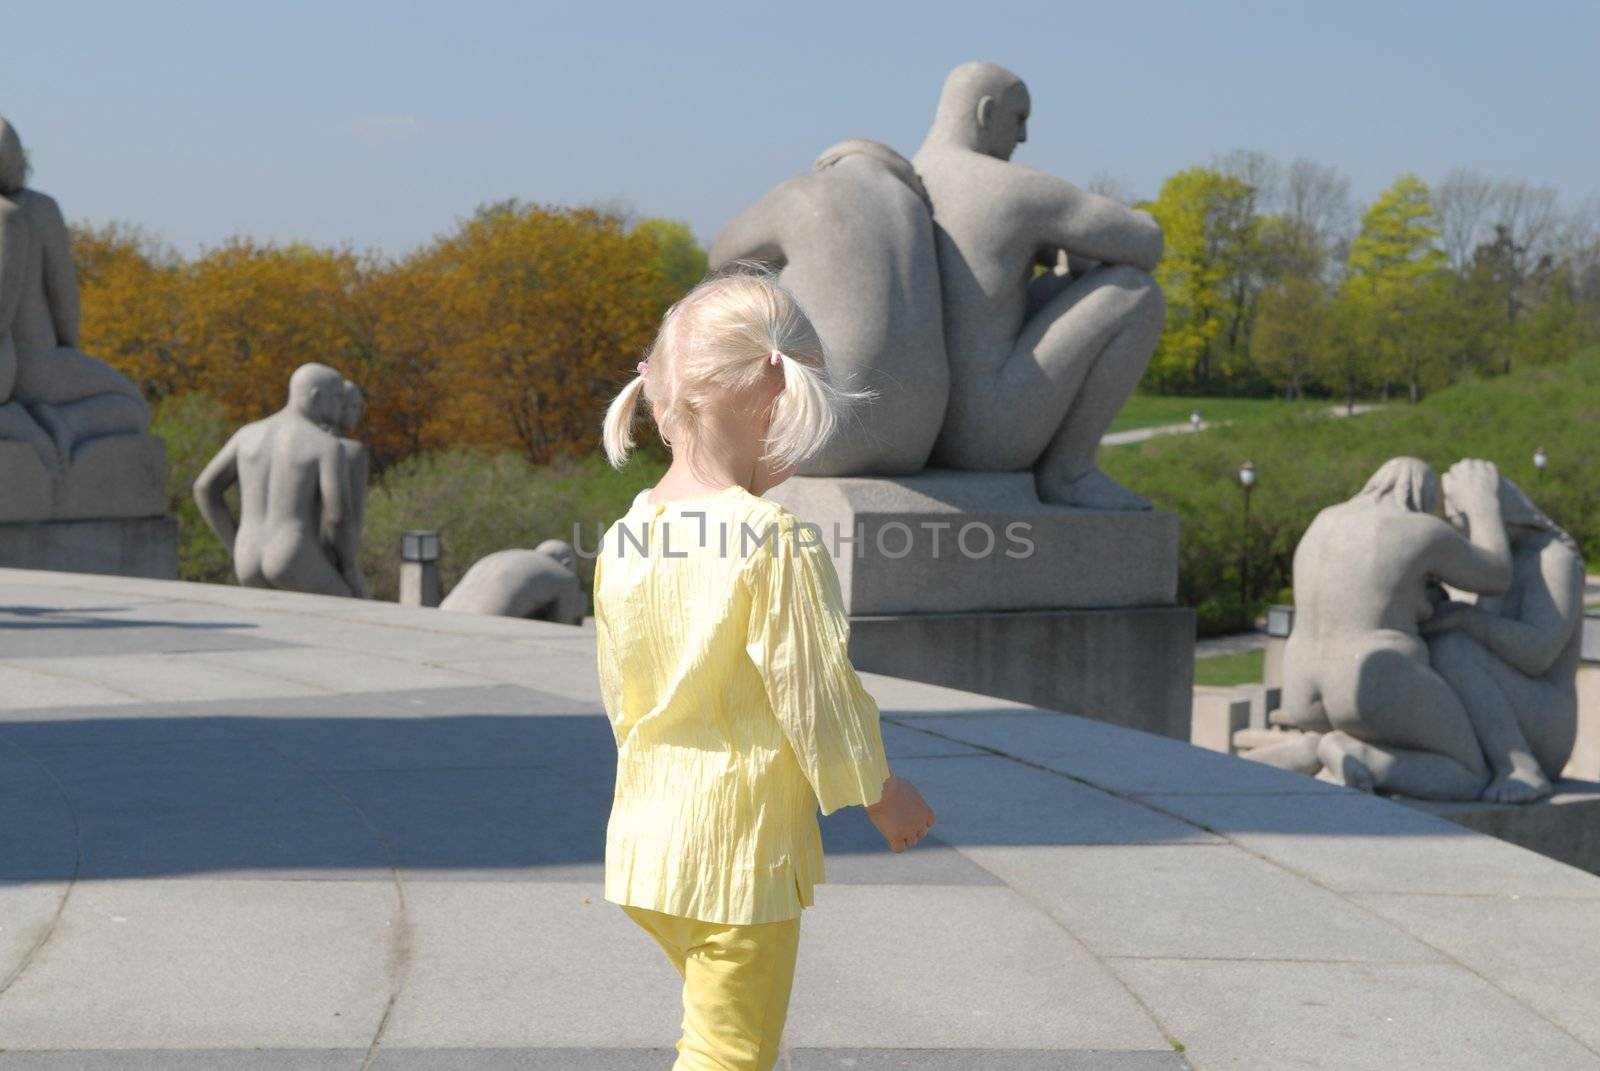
[1142,167,1257,391]
[633,218,709,307]
[1343,174,1448,402]
[424,202,668,464]
[70,222,184,398]
[179,240,364,421]
[1252,276,1328,400]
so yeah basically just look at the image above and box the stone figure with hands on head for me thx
[193,363,369,599]
[1421,474,1586,803]
[1280,457,1514,801]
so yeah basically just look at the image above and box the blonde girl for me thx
[593,266,936,1070]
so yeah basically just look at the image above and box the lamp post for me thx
[400,529,443,608]
[1534,446,1548,483]
[1190,410,1203,433]
[1238,461,1256,625]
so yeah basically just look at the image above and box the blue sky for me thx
[5,0,1595,256]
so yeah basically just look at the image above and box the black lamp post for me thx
[1238,461,1256,623]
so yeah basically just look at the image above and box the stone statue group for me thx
[1278,457,1587,803]
[711,61,1165,510]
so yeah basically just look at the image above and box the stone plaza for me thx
[3,567,1599,1068]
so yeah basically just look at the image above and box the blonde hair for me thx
[601,264,875,471]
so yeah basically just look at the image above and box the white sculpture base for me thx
[765,469,1179,614]
[0,434,167,523]
[0,516,178,579]
[766,470,1194,737]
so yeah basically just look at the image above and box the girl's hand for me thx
[866,775,936,853]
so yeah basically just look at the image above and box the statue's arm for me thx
[333,445,370,598]
[1461,548,1584,677]
[1025,169,1163,272]
[1423,514,1513,597]
[193,435,241,550]
[31,194,81,346]
[708,182,794,270]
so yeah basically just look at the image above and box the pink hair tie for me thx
[636,361,648,376]
[769,350,783,367]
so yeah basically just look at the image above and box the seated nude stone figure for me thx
[708,138,948,475]
[194,363,367,598]
[912,63,1165,509]
[0,116,149,469]
[1279,458,1513,801]
[440,539,585,625]
[1422,477,1586,803]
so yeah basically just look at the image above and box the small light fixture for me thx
[401,530,441,564]
[1533,446,1549,478]
[1267,604,1295,638]
[1238,461,1257,490]
[1190,410,1202,432]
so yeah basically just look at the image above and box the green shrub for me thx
[152,392,235,585]
[361,444,667,604]
[1104,349,1600,636]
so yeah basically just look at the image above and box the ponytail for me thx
[601,370,649,469]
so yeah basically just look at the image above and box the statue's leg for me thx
[1430,631,1558,802]
[1025,267,1165,508]
[0,399,63,472]
[1318,635,1489,801]
[19,348,151,458]
[261,532,357,599]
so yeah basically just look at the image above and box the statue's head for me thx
[0,117,27,196]
[813,138,930,206]
[1357,456,1441,516]
[338,379,363,436]
[286,362,348,427]
[1492,476,1579,552]
[534,538,577,573]
[929,61,1030,161]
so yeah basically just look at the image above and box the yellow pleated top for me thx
[593,483,893,925]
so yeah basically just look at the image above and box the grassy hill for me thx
[1103,352,1600,635]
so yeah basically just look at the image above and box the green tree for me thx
[1252,275,1328,400]
[633,218,708,307]
[1342,174,1447,403]
[1142,167,1257,391]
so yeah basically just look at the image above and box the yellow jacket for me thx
[593,484,892,925]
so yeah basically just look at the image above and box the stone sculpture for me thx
[911,62,1166,509]
[322,378,370,599]
[439,539,585,624]
[193,363,368,598]
[1422,477,1586,802]
[1,115,164,524]
[706,63,1165,509]
[1279,457,1514,801]
[708,139,949,475]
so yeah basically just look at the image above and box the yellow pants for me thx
[621,903,802,1071]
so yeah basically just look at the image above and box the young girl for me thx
[592,268,936,1070]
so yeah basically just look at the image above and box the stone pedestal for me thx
[850,604,1196,738]
[0,434,176,580]
[767,470,1195,738]
[0,516,178,579]
[1405,781,1600,877]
